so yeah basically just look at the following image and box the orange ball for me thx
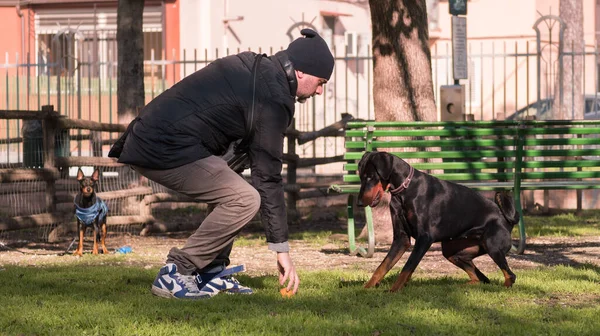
[280,288,294,298]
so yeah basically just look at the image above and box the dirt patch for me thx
[1,206,600,280]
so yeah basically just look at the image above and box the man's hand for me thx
[277,252,299,294]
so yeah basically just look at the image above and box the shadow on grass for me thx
[511,240,600,272]
[320,237,600,279]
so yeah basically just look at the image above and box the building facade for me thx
[0,0,599,169]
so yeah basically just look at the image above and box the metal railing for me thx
[1,36,598,172]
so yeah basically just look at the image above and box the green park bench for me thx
[330,120,600,257]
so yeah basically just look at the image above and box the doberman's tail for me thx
[494,191,520,226]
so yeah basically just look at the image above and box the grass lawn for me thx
[1,212,600,336]
[1,263,599,336]
[522,211,600,237]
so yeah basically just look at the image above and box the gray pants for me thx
[134,156,261,275]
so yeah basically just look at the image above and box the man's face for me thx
[295,71,327,103]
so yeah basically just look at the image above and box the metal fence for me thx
[1,23,598,174]
[0,44,376,174]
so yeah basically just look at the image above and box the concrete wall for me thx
[178,0,371,57]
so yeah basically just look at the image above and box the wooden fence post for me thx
[42,105,57,213]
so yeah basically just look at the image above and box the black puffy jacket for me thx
[118,51,297,246]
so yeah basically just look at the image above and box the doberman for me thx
[73,168,109,256]
[357,151,520,292]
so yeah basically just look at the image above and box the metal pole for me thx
[4,53,8,165]
[367,44,371,120]
[469,42,472,115]
[503,41,506,119]
[492,42,495,118]
[355,50,359,117]
[558,21,565,117]
[595,40,598,106]
[26,51,30,111]
[183,49,187,78]
[515,41,518,118]
[345,49,348,116]
[108,49,112,142]
[534,22,541,116]
[434,44,438,106]
[333,45,338,120]
[151,49,155,99]
[37,51,41,110]
[480,42,483,120]
[16,53,19,164]
[526,41,530,110]
[571,40,575,119]
[77,40,82,157]
[56,39,62,115]
[582,42,586,105]
[446,43,450,85]
[333,45,338,155]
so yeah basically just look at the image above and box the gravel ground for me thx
[2,205,599,282]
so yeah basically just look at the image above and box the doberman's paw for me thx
[364,281,379,289]
[389,285,405,293]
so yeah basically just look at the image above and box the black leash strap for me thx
[235,53,265,154]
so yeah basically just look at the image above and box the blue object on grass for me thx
[115,246,133,254]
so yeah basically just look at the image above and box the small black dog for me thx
[73,168,109,256]
[357,152,520,292]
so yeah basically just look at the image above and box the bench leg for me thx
[347,194,359,256]
[364,206,375,257]
[511,190,526,255]
[346,195,375,258]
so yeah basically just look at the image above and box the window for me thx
[143,30,164,78]
[427,0,440,30]
[38,32,80,77]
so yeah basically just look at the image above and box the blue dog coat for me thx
[74,197,109,226]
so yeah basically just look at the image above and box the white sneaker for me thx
[196,265,253,295]
[151,263,213,299]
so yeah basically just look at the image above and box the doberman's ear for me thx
[358,151,376,175]
[91,169,100,182]
[374,152,395,181]
[76,168,84,181]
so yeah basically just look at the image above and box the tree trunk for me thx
[360,0,437,244]
[117,0,145,124]
[553,0,583,120]
[370,0,436,122]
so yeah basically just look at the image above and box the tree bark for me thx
[553,0,583,120]
[117,0,146,124]
[369,0,437,122]
[361,0,437,244]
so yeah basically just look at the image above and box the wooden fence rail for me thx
[0,106,354,235]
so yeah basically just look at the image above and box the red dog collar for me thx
[387,165,414,194]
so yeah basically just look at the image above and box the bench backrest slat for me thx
[342,120,600,191]
[524,137,600,146]
[344,150,518,160]
[523,149,600,157]
[522,160,600,169]
[345,161,515,171]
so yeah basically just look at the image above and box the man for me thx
[110,29,334,299]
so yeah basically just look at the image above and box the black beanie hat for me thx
[287,29,334,80]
